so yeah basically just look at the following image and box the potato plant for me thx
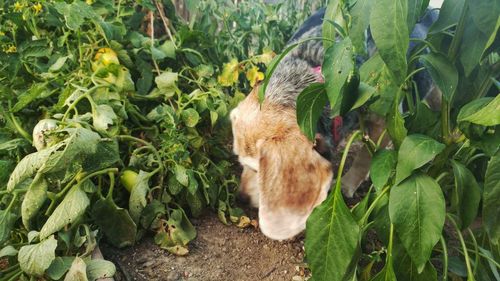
[0,0,324,279]
[281,0,499,280]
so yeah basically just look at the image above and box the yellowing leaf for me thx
[256,48,276,65]
[217,59,240,86]
[245,66,264,87]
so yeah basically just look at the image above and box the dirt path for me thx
[102,211,310,281]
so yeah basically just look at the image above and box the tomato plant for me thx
[0,0,324,279]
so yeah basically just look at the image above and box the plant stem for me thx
[448,214,475,281]
[467,228,479,276]
[106,171,115,199]
[360,184,391,226]
[334,130,362,192]
[440,235,448,281]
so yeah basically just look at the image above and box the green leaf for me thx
[370,0,409,84]
[305,184,360,281]
[429,0,465,33]
[322,0,341,50]
[47,257,75,280]
[322,38,359,115]
[155,208,197,252]
[468,0,500,35]
[11,83,48,113]
[49,56,70,72]
[407,0,427,32]
[40,185,90,239]
[83,138,120,172]
[181,108,200,127]
[93,104,118,131]
[0,210,17,244]
[21,174,48,229]
[459,15,493,76]
[389,174,445,271]
[393,248,438,281]
[64,257,88,281]
[296,83,328,141]
[460,94,500,126]
[18,236,58,276]
[386,96,408,149]
[92,197,136,248]
[450,160,481,229]
[395,134,445,184]
[371,263,397,281]
[483,151,500,244]
[129,171,150,224]
[349,0,375,54]
[86,259,116,281]
[420,53,458,101]
[370,149,397,191]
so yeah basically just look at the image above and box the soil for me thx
[102,210,310,281]
[101,139,367,281]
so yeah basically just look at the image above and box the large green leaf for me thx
[370,149,397,192]
[305,184,360,281]
[47,257,75,280]
[407,0,426,32]
[21,174,48,229]
[450,160,481,229]
[389,174,445,271]
[459,14,493,76]
[296,83,328,141]
[322,38,359,116]
[468,0,500,35]
[92,197,136,248]
[18,236,58,276]
[322,0,341,50]
[395,134,445,184]
[83,138,120,172]
[370,0,409,84]
[40,185,90,239]
[483,152,500,244]
[420,53,458,101]
[349,0,374,54]
[371,263,397,281]
[460,94,500,126]
[429,0,465,33]
[129,171,151,224]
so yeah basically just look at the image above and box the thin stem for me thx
[436,172,450,185]
[466,153,487,166]
[6,111,32,144]
[448,214,475,281]
[106,172,115,200]
[360,184,391,226]
[440,235,448,281]
[467,228,479,276]
[334,130,362,192]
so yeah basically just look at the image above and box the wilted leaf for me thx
[40,185,90,239]
[21,174,48,229]
[64,257,88,281]
[47,257,75,280]
[93,104,117,131]
[0,209,17,244]
[129,171,150,224]
[155,71,178,90]
[18,236,58,276]
[86,259,116,281]
[92,197,136,248]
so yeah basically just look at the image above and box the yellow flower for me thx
[245,66,264,87]
[32,3,42,14]
[0,31,5,36]
[257,48,275,65]
[217,58,240,87]
[4,45,17,53]
[13,1,25,12]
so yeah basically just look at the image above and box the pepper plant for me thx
[283,0,500,280]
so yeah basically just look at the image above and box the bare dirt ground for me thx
[102,210,310,281]
[101,141,367,281]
